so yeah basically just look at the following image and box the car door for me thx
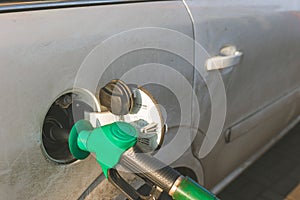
[0,1,196,199]
[185,0,300,190]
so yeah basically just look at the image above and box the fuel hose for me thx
[120,148,219,200]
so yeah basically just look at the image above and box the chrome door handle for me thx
[206,45,243,71]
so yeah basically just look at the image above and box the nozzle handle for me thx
[120,147,181,193]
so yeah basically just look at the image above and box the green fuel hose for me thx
[121,148,218,200]
[171,176,219,200]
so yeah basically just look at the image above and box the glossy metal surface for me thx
[0,1,193,199]
[0,0,300,199]
[185,0,300,189]
[0,0,167,13]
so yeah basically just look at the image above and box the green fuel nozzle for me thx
[68,120,137,178]
[68,120,218,200]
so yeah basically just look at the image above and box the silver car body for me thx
[0,0,299,199]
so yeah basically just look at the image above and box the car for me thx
[0,0,299,199]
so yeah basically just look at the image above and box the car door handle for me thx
[206,45,243,71]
